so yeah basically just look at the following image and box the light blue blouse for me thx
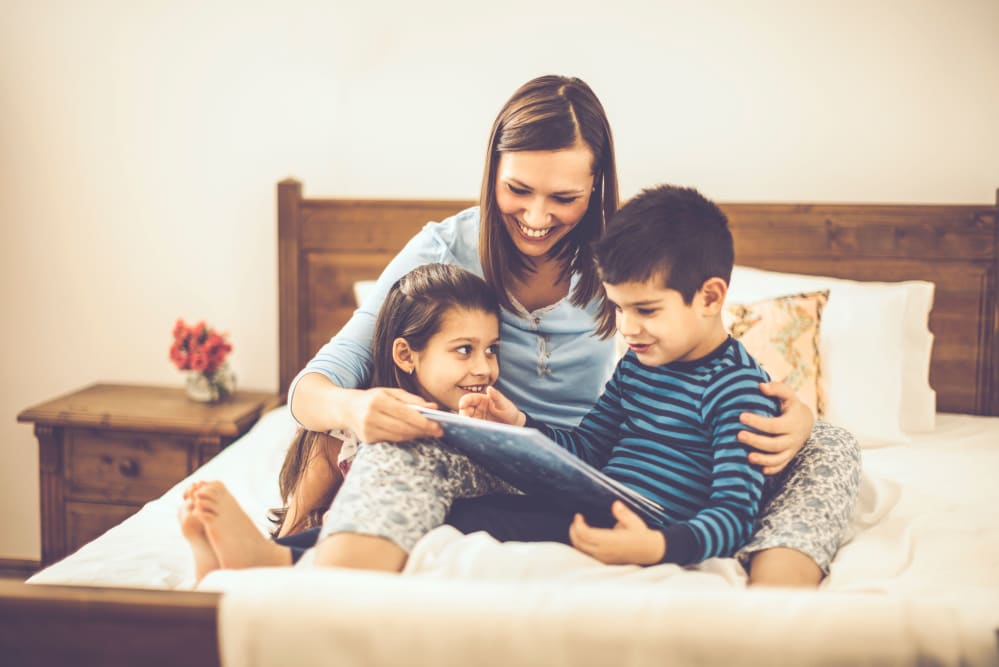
[289,206,616,428]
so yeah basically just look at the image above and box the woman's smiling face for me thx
[494,144,595,260]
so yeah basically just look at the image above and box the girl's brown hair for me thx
[267,429,340,537]
[479,75,619,337]
[268,264,499,537]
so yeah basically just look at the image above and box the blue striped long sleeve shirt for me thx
[533,337,779,565]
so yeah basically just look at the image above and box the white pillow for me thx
[728,266,935,447]
[897,285,936,432]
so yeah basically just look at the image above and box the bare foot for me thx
[193,481,292,569]
[178,482,220,583]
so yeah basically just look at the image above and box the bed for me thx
[1,178,997,667]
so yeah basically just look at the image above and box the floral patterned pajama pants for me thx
[317,438,518,552]
[736,420,862,572]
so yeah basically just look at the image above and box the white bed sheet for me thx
[28,409,999,666]
[29,404,297,589]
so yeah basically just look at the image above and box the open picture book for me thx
[410,405,664,526]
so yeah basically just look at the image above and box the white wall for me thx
[2,0,997,561]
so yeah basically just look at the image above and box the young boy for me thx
[454,184,780,566]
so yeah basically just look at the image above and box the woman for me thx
[282,75,858,585]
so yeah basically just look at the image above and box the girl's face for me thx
[405,307,500,412]
[494,144,595,260]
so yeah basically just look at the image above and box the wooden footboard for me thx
[0,581,221,666]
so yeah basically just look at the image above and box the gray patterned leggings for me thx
[319,421,861,571]
[736,420,862,572]
[317,438,519,552]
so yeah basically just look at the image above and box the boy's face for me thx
[604,278,719,367]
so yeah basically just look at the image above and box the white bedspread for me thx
[29,410,999,666]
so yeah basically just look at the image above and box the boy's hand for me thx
[458,386,526,426]
[569,501,666,565]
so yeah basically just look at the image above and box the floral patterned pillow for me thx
[724,290,830,417]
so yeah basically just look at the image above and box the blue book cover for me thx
[412,406,664,527]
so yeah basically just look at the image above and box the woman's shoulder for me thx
[417,205,482,272]
[422,205,480,240]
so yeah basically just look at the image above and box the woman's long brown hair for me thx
[479,75,619,338]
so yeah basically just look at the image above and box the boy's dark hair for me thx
[370,263,500,396]
[594,184,733,307]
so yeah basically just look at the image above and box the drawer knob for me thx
[118,458,140,478]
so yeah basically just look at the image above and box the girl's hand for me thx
[458,386,525,426]
[345,387,442,443]
[738,381,814,475]
[569,501,666,565]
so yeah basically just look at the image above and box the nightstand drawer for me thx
[65,501,140,554]
[66,430,190,503]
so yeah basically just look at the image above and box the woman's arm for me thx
[291,373,441,442]
[737,381,815,475]
[288,213,470,440]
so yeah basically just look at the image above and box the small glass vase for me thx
[185,362,236,403]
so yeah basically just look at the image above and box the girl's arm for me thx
[737,381,814,475]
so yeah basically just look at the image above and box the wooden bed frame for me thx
[2,178,997,666]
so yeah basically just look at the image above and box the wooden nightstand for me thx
[18,383,281,565]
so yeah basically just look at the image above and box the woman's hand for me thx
[345,387,443,443]
[738,381,814,475]
[458,386,525,426]
[569,501,665,565]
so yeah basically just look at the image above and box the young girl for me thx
[179,263,519,580]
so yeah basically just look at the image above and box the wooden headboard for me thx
[277,179,999,416]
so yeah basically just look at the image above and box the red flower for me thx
[169,318,232,374]
[190,351,207,372]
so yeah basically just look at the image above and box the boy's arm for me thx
[528,362,628,469]
[658,366,779,566]
[465,359,630,468]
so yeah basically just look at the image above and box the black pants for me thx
[446,494,576,544]
[273,493,577,563]
[274,527,321,564]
